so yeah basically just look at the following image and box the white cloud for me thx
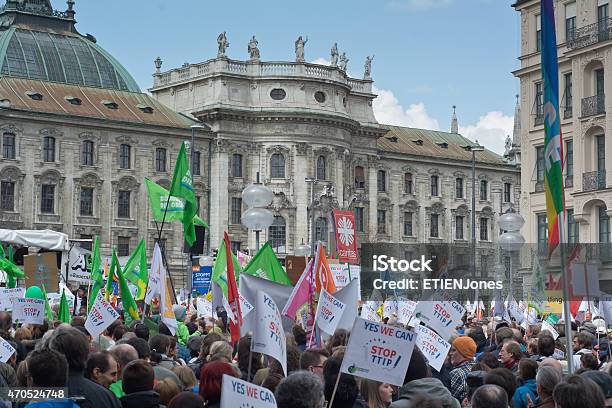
[311,57,330,65]
[390,0,454,10]
[459,111,514,155]
[373,86,440,130]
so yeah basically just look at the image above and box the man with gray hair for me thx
[533,365,562,408]
[108,344,138,399]
[471,384,508,408]
[275,371,324,408]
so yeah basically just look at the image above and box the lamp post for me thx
[241,173,274,251]
[305,177,317,257]
[497,207,525,300]
[469,142,485,277]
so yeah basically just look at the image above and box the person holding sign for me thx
[449,336,477,402]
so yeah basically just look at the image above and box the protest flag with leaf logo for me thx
[58,289,71,323]
[242,242,291,286]
[112,250,140,323]
[41,284,53,321]
[145,178,208,228]
[88,236,103,312]
[168,143,197,246]
[122,239,148,301]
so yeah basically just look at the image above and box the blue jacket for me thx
[25,400,80,408]
[513,378,537,408]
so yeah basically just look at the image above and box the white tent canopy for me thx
[0,229,69,251]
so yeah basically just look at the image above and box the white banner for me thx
[240,293,254,319]
[85,291,120,339]
[340,318,416,386]
[349,265,361,300]
[12,298,45,325]
[0,336,15,363]
[541,320,559,340]
[507,298,525,323]
[397,300,417,326]
[220,374,277,408]
[252,291,287,376]
[383,299,398,318]
[0,288,25,311]
[315,289,346,335]
[68,246,91,284]
[414,300,465,340]
[415,324,451,372]
[145,243,163,305]
[360,301,380,322]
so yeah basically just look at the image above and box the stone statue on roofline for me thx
[295,35,308,62]
[248,35,260,60]
[504,135,512,156]
[339,52,349,72]
[330,42,338,66]
[364,55,374,79]
[217,31,229,58]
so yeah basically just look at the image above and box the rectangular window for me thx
[536,146,545,182]
[430,214,439,238]
[355,167,365,189]
[230,241,241,253]
[377,210,386,234]
[536,14,542,52]
[535,82,543,119]
[404,212,413,236]
[82,140,94,166]
[79,235,93,251]
[230,197,242,225]
[193,151,201,176]
[596,69,605,96]
[232,154,243,178]
[80,187,94,216]
[564,73,573,115]
[377,170,386,192]
[118,237,130,257]
[480,218,488,241]
[155,148,166,172]
[43,136,55,162]
[504,183,511,203]
[600,206,610,243]
[565,2,576,42]
[537,214,548,252]
[456,216,464,240]
[567,209,579,244]
[118,190,130,218]
[40,184,54,213]
[355,207,364,232]
[431,175,439,196]
[455,178,463,199]
[404,173,413,194]
[566,141,574,176]
[480,255,490,278]
[2,133,15,159]
[599,2,609,37]
[119,144,131,169]
[480,180,488,200]
[0,181,14,211]
[597,135,605,172]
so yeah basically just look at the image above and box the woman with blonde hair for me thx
[206,340,233,362]
[360,378,394,408]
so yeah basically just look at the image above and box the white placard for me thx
[340,318,416,386]
[507,299,525,323]
[84,291,120,339]
[252,291,287,376]
[383,299,398,318]
[330,263,350,289]
[197,298,216,319]
[67,246,91,284]
[12,298,45,325]
[220,374,277,408]
[600,293,612,325]
[0,288,25,311]
[397,300,418,326]
[0,336,15,363]
[415,324,451,372]
[349,265,361,300]
[541,320,559,340]
[361,301,380,322]
[414,300,465,340]
[239,293,254,319]
[315,289,346,335]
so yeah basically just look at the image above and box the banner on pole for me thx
[85,291,120,339]
[340,318,416,386]
[220,374,277,408]
[252,291,287,376]
[315,289,346,335]
[12,298,44,325]
[542,320,560,340]
[332,210,359,264]
[415,324,451,372]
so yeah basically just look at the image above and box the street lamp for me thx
[497,206,525,300]
[241,173,274,251]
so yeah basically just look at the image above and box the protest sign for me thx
[85,291,120,339]
[315,289,346,335]
[12,298,45,325]
[507,298,525,323]
[24,252,58,293]
[544,291,563,314]
[415,324,451,372]
[239,293,254,319]
[332,210,359,264]
[349,265,361,300]
[383,298,398,318]
[329,262,350,289]
[0,336,15,363]
[0,288,25,311]
[414,300,465,340]
[541,320,559,340]
[285,256,307,286]
[340,318,416,386]
[196,298,216,319]
[220,374,277,408]
[252,291,287,376]
[397,300,417,326]
[192,265,212,294]
[68,246,91,284]
[360,301,380,322]
[600,293,612,326]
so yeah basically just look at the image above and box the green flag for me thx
[0,243,25,283]
[145,178,208,228]
[58,290,71,323]
[41,284,53,321]
[6,246,15,289]
[242,242,292,286]
[169,143,197,246]
[122,239,148,301]
[113,251,140,322]
[211,238,242,298]
[88,236,103,312]
[105,251,118,301]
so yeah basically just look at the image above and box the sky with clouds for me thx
[60,0,520,154]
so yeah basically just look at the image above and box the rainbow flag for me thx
[541,0,566,255]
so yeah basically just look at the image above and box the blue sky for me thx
[60,0,520,153]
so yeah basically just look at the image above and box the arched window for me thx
[43,136,55,162]
[404,173,413,194]
[268,216,286,252]
[316,156,326,180]
[82,140,94,166]
[271,153,285,178]
[315,217,328,247]
[155,148,167,172]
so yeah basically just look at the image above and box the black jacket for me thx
[120,391,165,408]
[67,371,121,408]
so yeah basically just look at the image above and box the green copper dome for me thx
[0,26,140,92]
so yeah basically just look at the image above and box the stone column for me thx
[209,138,230,250]
[367,156,378,240]
[334,148,345,207]
[295,143,310,246]
[390,171,401,242]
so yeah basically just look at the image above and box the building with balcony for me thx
[513,0,612,286]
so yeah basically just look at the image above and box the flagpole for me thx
[559,216,574,373]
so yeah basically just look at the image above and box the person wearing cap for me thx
[449,336,477,402]
[172,305,189,346]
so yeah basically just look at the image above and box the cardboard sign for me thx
[24,252,58,293]
[252,291,287,376]
[285,256,308,286]
[415,324,451,372]
[541,320,559,340]
[85,291,120,339]
[67,247,91,284]
[315,289,346,335]
[332,210,359,264]
[12,298,45,325]
[0,336,15,363]
[220,374,277,408]
[0,288,25,311]
[397,300,418,326]
[414,300,465,340]
[340,318,416,386]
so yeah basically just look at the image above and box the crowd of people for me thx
[1,301,612,408]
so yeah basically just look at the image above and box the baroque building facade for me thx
[513,0,612,287]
